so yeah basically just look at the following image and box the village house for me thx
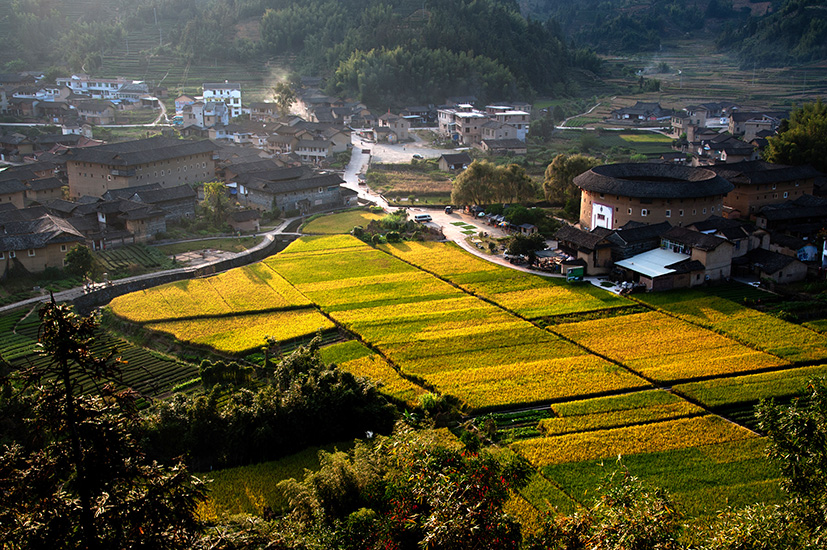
[728,111,786,140]
[56,75,136,99]
[104,183,197,221]
[480,139,527,156]
[378,113,411,143]
[709,160,822,217]
[615,226,733,291]
[202,82,242,119]
[0,213,85,274]
[610,102,672,124]
[737,247,808,283]
[554,225,614,275]
[227,209,260,233]
[438,152,473,172]
[76,99,117,125]
[224,161,350,214]
[65,136,219,198]
[437,102,530,145]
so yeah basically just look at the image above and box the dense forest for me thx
[520,0,827,67]
[0,0,599,105]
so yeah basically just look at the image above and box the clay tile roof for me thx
[574,163,733,199]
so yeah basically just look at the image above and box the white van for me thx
[414,213,432,223]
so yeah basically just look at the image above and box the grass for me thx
[541,437,783,519]
[198,441,354,518]
[156,237,260,255]
[301,210,383,234]
[672,364,827,409]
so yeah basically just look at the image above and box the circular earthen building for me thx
[574,163,734,230]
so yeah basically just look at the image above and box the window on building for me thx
[60,244,67,252]
[628,208,632,214]
[665,210,671,217]
[641,209,649,216]
[9,251,15,258]
[28,249,35,257]
[679,209,684,217]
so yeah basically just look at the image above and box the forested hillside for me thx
[0,0,599,106]
[520,0,827,67]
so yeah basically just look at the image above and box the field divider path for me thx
[372,244,667,411]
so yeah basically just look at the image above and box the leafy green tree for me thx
[201,180,230,226]
[64,244,95,278]
[279,429,532,549]
[506,233,547,264]
[452,161,536,206]
[525,469,683,550]
[543,153,601,205]
[764,99,827,173]
[0,299,205,549]
[756,378,827,546]
[272,81,296,117]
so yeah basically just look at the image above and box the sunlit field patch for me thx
[638,290,827,363]
[145,309,334,354]
[554,311,788,382]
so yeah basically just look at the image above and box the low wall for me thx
[72,234,300,315]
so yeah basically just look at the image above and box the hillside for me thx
[519,0,827,67]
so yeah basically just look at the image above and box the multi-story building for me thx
[438,103,530,145]
[65,136,219,198]
[575,163,734,231]
[56,75,136,99]
[202,82,242,119]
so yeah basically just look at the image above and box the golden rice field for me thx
[265,236,649,410]
[301,210,383,234]
[339,354,427,406]
[540,390,704,436]
[109,263,309,322]
[553,311,789,383]
[513,415,757,468]
[638,291,827,363]
[383,241,630,318]
[144,309,335,355]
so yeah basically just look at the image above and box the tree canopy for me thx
[451,161,536,206]
[763,99,827,173]
[543,153,601,205]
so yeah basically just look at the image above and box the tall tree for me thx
[543,153,601,204]
[764,99,827,173]
[0,299,206,549]
[272,81,296,117]
[451,160,536,206]
[201,181,230,226]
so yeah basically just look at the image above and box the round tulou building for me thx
[574,163,734,231]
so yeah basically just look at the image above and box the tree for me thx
[756,378,827,546]
[0,299,206,549]
[64,244,95,278]
[201,181,230,226]
[525,469,683,550]
[451,160,536,206]
[279,429,532,549]
[272,81,296,117]
[764,99,827,173]
[543,153,601,204]
[506,232,547,264]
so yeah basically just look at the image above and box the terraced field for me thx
[103,235,827,520]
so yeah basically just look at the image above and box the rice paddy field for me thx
[301,210,384,235]
[103,234,827,521]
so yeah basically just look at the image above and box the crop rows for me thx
[266,237,649,410]
[513,415,757,468]
[144,309,335,356]
[673,364,827,409]
[638,290,827,363]
[540,390,705,436]
[554,311,788,383]
[383,241,630,318]
[96,244,168,271]
[541,436,782,517]
[110,263,309,323]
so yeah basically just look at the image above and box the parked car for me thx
[414,213,432,223]
[444,206,453,214]
[412,153,423,160]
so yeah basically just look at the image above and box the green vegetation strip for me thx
[672,364,827,409]
[637,288,827,363]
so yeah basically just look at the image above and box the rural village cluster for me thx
[0,73,824,290]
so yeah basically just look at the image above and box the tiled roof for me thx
[65,136,218,167]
